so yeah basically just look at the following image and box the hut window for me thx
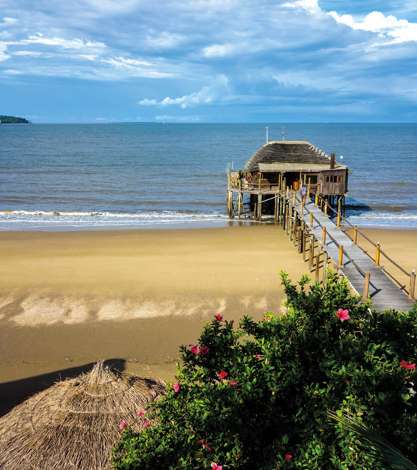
[307,175,317,184]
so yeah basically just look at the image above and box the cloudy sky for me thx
[1,0,417,122]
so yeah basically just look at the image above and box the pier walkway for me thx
[236,189,416,312]
[294,195,414,311]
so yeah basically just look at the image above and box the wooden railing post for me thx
[410,269,416,300]
[323,251,328,285]
[309,212,313,227]
[309,237,315,269]
[307,182,311,200]
[315,253,320,283]
[375,242,381,266]
[324,201,328,216]
[322,226,327,245]
[338,245,344,268]
[336,200,341,227]
[362,272,371,301]
[353,225,358,244]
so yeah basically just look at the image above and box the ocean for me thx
[0,123,416,230]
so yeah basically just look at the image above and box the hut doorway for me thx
[284,172,301,190]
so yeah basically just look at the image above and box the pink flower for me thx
[136,408,146,417]
[190,344,210,356]
[211,463,223,470]
[198,439,213,452]
[190,344,200,355]
[215,313,223,321]
[284,452,293,462]
[255,354,264,361]
[400,360,416,370]
[142,419,152,429]
[216,370,229,380]
[336,308,350,321]
[229,379,239,388]
[173,382,181,393]
[118,419,128,431]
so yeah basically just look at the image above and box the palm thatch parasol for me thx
[0,361,165,469]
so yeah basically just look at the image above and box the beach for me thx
[0,225,308,414]
[0,224,416,415]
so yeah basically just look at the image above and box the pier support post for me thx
[227,191,234,218]
[257,193,262,221]
[237,192,243,219]
[274,194,278,224]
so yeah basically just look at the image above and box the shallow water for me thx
[0,123,416,229]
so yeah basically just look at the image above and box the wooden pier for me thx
[263,189,415,311]
[227,140,416,311]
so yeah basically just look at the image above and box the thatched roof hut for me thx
[244,141,345,172]
[0,362,165,470]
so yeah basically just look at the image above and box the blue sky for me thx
[1,0,417,122]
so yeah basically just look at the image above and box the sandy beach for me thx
[0,225,416,415]
[0,225,309,414]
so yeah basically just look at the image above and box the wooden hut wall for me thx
[318,169,347,195]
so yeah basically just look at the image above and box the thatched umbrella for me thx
[0,361,165,469]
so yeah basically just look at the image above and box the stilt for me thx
[237,192,243,219]
[257,193,262,221]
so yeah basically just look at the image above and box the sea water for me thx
[0,123,416,230]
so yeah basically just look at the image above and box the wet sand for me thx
[0,225,416,415]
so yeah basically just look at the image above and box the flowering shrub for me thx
[113,273,417,469]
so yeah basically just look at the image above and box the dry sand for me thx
[0,225,416,415]
[0,225,308,414]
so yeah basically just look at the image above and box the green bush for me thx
[113,273,417,469]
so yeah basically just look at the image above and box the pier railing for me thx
[284,192,378,300]
[304,193,416,300]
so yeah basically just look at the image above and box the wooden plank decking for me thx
[293,196,414,312]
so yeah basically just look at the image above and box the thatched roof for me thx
[0,362,165,470]
[245,140,342,172]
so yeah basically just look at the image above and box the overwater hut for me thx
[227,141,348,219]
[0,362,165,470]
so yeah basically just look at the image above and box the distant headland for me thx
[0,115,30,124]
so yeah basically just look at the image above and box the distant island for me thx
[0,115,30,124]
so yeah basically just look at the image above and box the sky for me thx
[1,0,417,123]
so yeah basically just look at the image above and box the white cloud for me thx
[329,10,417,45]
[202,43,236,58]
[282,0,320,15]
[82,0,142,14]
[12,50,43,57]
[19,33,106,50]
[145,32,186,50]
[284,1,417,46]
[0,42,9,62]
[1,17,18,26]
[102,56,172,78]
[139,75,229,108]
